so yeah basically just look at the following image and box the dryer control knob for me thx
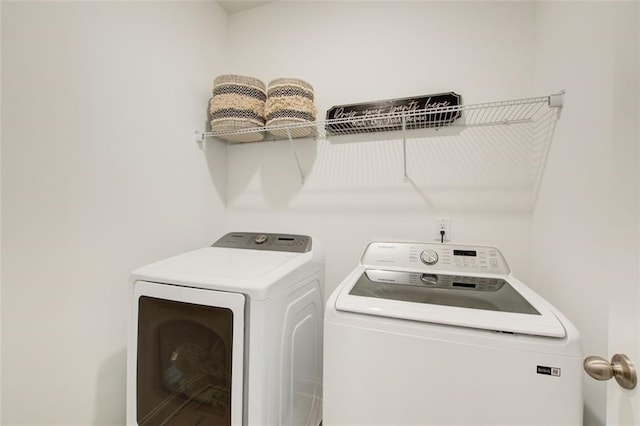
[254,234,268,244]
[420,249,439,265]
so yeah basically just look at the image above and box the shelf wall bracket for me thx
[402,115,408,183]
[285,128,305,184]
[549,89,565,118]
[548,90,565,108]
[194,130,206,152]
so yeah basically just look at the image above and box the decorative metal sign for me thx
[325,92,461,135]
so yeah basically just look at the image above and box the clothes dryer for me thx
[126,232,324,426]
[324,241,582,425]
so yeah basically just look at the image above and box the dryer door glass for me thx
[137,296,234,425]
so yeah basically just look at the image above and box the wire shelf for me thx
[200,94,561,142]
[196,92,564,203]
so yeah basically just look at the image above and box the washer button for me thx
[420,249,439,265]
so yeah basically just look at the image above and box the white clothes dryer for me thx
[324,241,582,425]
[126,232,324,426]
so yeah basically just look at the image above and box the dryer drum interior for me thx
[137,296,233,426]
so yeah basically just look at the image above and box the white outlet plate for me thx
[435,217,451,242]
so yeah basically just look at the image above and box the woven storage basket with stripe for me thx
[210,74,266,143]
[265,78,316,138]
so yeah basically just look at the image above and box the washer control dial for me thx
[420,249,439,265]
[254,234,268,245]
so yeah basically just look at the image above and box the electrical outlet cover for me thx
[435,217,451,242]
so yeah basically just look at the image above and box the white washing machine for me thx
[126,232,324,426]
[324,241,583,425]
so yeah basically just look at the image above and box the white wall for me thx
[532,2,639,425]
[2,2,636,425]
[223,1,538,298]
[1,2,228,424]
[0,1,3,421]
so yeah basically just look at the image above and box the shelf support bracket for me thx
[285,128,305,184]
[402,115,408,183]
[532,90,565,206]
[549,89,565,118]
[194,130,206,152]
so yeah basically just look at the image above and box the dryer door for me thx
[127,281,245,426]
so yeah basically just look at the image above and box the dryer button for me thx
[254,234,268,244]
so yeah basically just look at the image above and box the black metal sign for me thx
[325,92,461,134]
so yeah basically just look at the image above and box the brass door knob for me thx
[583,353,637,390]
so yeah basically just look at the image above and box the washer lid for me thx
[335,269,566,338]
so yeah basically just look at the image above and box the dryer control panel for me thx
[361,242,510,275]
[212,232,312,253]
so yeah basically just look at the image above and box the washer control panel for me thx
[361,242,510,275]
[212,232,312,253]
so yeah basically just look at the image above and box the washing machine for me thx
[126,232,324,426]
[324,241,583,425]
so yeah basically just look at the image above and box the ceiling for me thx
[218,1,275,14]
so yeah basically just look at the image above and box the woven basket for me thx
[265,78,316,138]
[210,74,266,143]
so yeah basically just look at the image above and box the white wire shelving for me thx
[195,91,564,202]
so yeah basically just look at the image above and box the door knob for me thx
[583,353,637,390]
